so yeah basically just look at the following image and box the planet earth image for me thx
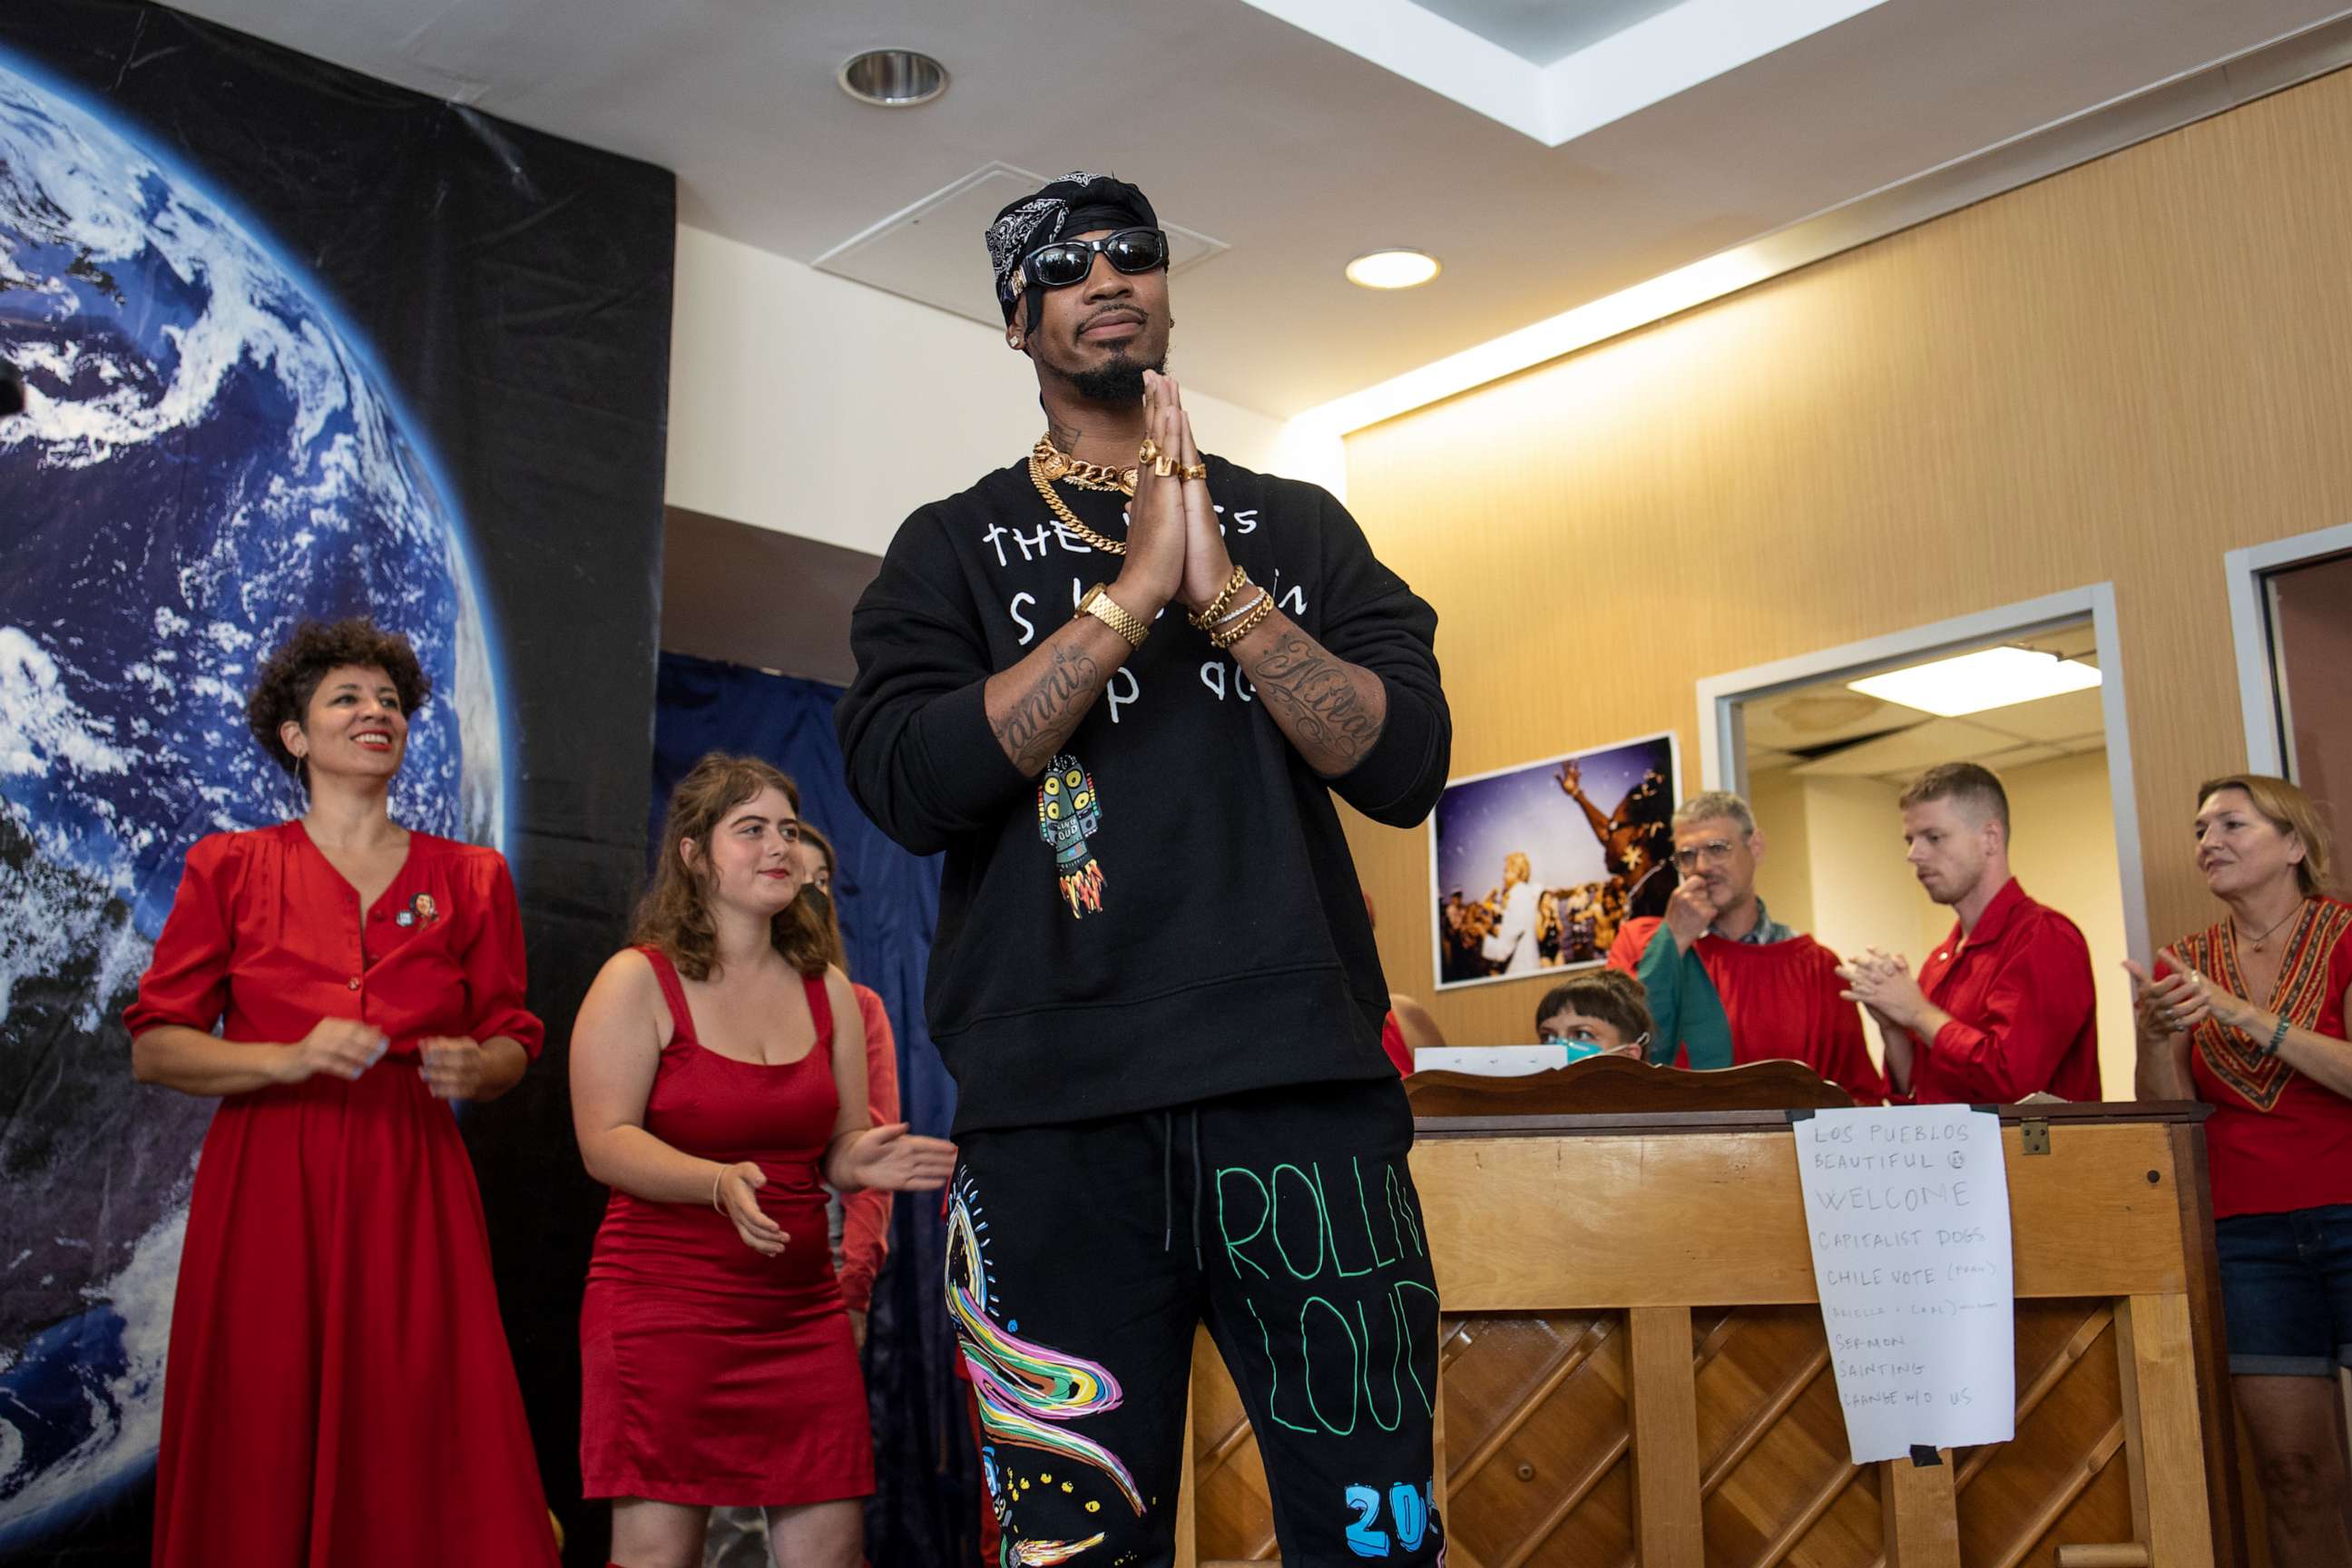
[0,46,508,1548]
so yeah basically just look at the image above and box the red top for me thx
[586,947,841,1297]
[1608,918,1885,1102]
[123,820,542,1059]
[838,983,900,1315]
[2167,897,2352,1220]
[1380,1011,1415,1075]
[1902,878,2101,1105]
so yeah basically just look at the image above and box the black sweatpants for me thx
[947,1075,1446,1567]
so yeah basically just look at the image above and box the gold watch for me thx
[1077,583,1150,649]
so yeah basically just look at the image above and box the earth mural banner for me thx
[0,6,673,1563]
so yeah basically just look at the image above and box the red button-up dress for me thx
[123,820,559,1568]
[1903,877,2102,1105]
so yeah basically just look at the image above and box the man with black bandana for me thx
[837,173,1452,1566]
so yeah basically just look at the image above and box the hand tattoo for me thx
[1243,632,1386,775]
[992,642,1100,775]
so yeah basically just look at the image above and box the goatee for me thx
[1070,349,1164,406]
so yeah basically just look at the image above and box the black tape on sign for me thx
[1910,1445,1943,1467]
[1786,1107,1818,1122]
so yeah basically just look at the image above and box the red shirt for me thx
[2169,897,2352,1220]
[1902,878,2098,1105]
[837,983,901,1315]
[1607,917,1886,1103]
[124,821,542,1061]
[1380,1011,1414,1075]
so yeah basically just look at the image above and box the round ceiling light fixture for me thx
[838,49,949,108]
[1346,248,1440,289]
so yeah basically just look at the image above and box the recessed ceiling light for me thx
[1346,249,1440,289]
[838,50,948,108]
[1847,647,2102,718]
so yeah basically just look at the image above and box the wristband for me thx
[2263,1014,2291,1057]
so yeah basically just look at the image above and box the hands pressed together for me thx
[1113,369,1237,622]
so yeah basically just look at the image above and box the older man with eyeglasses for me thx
[1605,789,1886,1102]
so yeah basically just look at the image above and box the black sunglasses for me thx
[1021,228,1169,290]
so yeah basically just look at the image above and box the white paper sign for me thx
[1791,1105,2016,1464]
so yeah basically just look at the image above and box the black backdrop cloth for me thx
[0,5,672,1563]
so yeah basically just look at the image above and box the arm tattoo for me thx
[1242,632,1387,775]
[991,641,1102,775]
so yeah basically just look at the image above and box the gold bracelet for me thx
[1187,564,1250,630]
[1208,590,1275,651]
[1077,583,1150,649]
[710,1164,728,1212]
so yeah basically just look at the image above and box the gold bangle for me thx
[711,1164,728,1212]
[1187,564,1250,630]
[1077,583,1150,649]
[1208,590,1275,651]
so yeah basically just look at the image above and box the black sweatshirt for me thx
[835,456,1449,1133]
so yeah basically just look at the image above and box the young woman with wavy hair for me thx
[570,753,956,1568]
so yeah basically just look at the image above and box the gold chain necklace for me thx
[1033,434,1135,495]
[1027,437,1130,556]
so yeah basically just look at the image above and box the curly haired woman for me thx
[126,617,558,1567]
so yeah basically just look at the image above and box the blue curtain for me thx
[651,652,976,1568]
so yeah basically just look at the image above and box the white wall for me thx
[664,225,1345,556]
[1752,755,2134,1096]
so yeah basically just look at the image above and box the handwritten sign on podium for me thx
[1792,1104,2016,1464]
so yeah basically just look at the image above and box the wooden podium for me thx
[1177,1064,2241,1568]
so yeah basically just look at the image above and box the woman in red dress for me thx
[125,618,558,1568]
[571,754,956,1568]
[2132,773,2352,1565]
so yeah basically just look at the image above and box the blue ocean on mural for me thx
[0,49,508,1543]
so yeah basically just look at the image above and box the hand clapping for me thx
[2123,946,2233,1038]
[839,1122,958,1193]
[1837,947,1925,1029]
[715,1161,790,1258]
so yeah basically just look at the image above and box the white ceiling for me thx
[1415,0,1686,62]
[1745,626,2109,787]
[170,0,2352,417]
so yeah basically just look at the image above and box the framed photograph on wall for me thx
[1430,731,1680,991]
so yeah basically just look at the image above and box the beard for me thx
[1067,347,1163,405]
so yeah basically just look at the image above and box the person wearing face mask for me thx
[2132,774,2352,1567]
[1838,763,2099,1103]
[570,754,956,1568]
[1605,790,1884,1102]
[1534,969,1653,1060]
[125,617,560,1568]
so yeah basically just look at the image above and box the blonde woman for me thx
[2132,773,2352,1567]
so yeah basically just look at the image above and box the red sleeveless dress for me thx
[578,948,875,1505]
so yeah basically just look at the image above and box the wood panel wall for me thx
[1341,65,2352,1049]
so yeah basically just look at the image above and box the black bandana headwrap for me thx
[985,172,1159,331]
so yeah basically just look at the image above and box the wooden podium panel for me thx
[1179,1097,2239,1568]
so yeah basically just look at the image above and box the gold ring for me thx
[1137,437,1161,465]
[1178,462,1209,482]
[1152,455,1176,477]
